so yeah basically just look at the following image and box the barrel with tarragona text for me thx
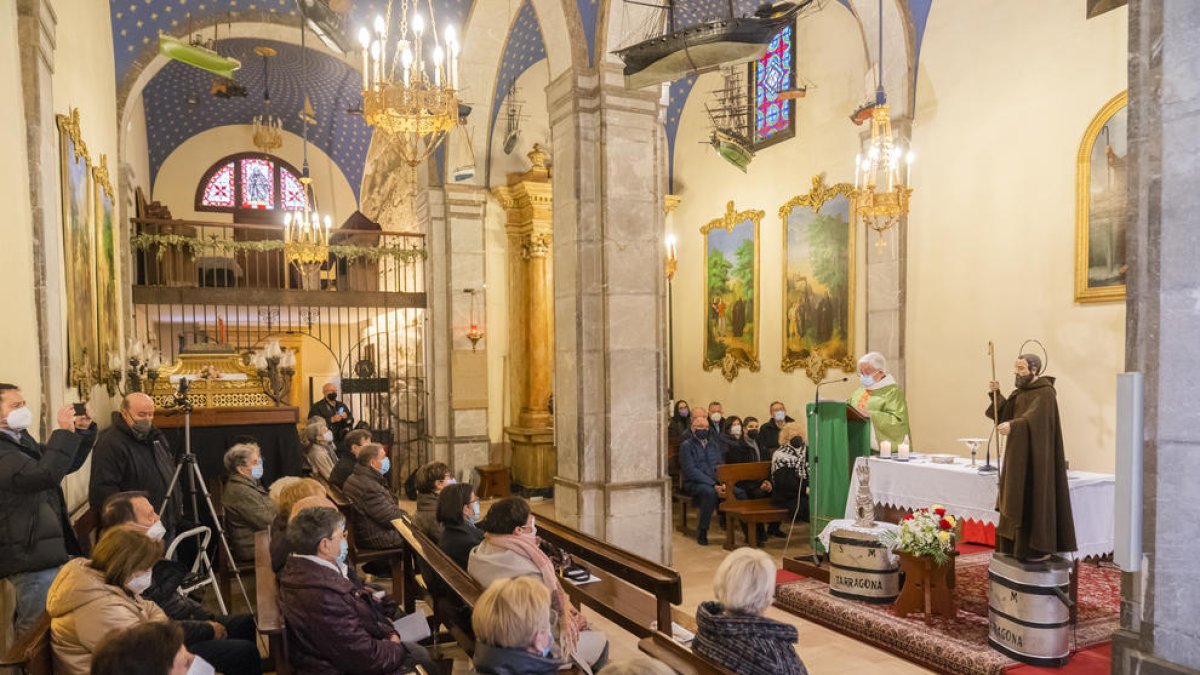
[828,529,899,603]
[987,553,1073,667]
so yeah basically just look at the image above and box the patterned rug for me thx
[774,553,1119,675]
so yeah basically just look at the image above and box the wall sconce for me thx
[665,234,678,282]
[464,287,485,350]
[106,340,162,398]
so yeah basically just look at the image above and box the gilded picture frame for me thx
[57,108,98,396]
[94,154,119,375]
[1074,91,1128,303]
[780,175,856,383]
[702,201,763,382]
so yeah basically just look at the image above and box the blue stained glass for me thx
[753,25,794,146]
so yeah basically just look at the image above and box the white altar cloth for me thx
[844,456,1115,559]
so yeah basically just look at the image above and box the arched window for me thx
[195,153,308,216]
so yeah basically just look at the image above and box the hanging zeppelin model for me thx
[614,0,817,90]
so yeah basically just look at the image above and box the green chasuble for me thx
[847,380,911,447]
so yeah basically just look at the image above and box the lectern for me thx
[806,401,871,552]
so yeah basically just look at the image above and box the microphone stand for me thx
[783,376,848,566]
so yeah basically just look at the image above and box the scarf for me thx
[483,534,588,657]
[771,442,808,481]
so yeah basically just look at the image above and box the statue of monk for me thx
[986,353,1077,561]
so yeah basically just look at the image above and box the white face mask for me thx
[144,520,167,541]
[4,406,33,432]
[186,656,216,675]
[125,570,153,595]
[773,410,786,423]
[710,412,722,423]
[730,424,742,438]
[322,430,334,442]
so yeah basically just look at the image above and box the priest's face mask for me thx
[1013,359,1037,388]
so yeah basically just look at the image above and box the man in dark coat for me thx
[758,401,794,455]
[329,428,373,490]
[278,507,433,674]
[307,382,355,444]
[987,354,1077,561]
[343,444,407,550]
[89,392,182,533]
[679,416,726,546]
[0,384,95,638]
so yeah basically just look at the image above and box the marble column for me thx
[493,145,556,491]
[1113,2,1200,673]
[547,64,672,564]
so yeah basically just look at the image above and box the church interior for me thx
[0,0,1196,673]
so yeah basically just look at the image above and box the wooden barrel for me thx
[987,554,1073,667]
[828,529,899,603]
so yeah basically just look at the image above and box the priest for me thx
[986,353,1077,561]
[847,352,911,449]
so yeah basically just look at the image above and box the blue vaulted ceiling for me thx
[488,0,547,158]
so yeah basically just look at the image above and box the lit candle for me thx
[879,440,891,459]
[898,435,910,460]
[432,45,443,86]
[358,28,371,89]
[449,41,460,89]
[283,213,292,243]
[854,153,861,189]
[905,150,914,187]
[401,48,413,86]
[324,215,332,243]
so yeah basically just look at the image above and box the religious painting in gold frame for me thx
[1074,91,1127,303]
[780,175,856,383]
[94,154,120,373]
[57,108,97,396]
[701,201,762,382]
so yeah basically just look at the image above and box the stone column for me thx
[547,64,672,563]
[493,145,556,492]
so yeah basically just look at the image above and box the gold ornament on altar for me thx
[359,1,461,167]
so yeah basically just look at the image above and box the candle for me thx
[359,28,371,89]
[854,153,861,189]
[879,440,891,459]
[108,352,123,371]
[324,215,332,243]
[432,45,443,86]
[401,48,413,86]
[898,435,911,460]
[370,41,381,87]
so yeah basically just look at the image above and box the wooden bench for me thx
[0,611,53,675]
[321,477,403,582]
[671,473,694,536]
[534,515,696,640]
[392,516,483,656]
[254,529,291,675]
[716,462,789,551]
[637,632,738,675]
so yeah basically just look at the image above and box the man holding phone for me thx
[307,381,355,444]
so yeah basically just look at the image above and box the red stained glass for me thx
[241,158,275,209]
[201,162,236,208]
[281,169,307,211]
[753,26,793,145]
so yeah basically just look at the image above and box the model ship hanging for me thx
[614,0,822,89]
[705,67,754,171]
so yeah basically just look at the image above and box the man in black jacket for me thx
[307,382,355,444]
[0,383,95,638]
[89,392,183,534]
[100,492,261,675]
[757,401,795,455]
[329,428,373,490]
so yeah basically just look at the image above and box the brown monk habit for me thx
[985,376,1077,559]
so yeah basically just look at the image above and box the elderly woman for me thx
[436,482,483,570]
[46,528,170,675]
[847,351,912,449]
[769,421,809,521]
[471,576,560,674]
[300,419,339,481]
[412,461,454,543]
[469,497,608,670]
[222,442,276,562]
[694,548,808,675]
[267,478,327,573]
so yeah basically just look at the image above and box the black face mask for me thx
[326,392,338,402]
[747,429,760,441]
[694,429,710,441]
[1014,374,1034,388]
[789,435,805,449]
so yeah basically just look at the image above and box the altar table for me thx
[844,456,1115,559]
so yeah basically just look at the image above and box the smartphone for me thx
[338,406,346,414]
[72,403,86,416]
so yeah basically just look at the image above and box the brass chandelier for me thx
[251,46,284,152]
[359,0,462,167]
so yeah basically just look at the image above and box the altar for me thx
[845,456,1115,559]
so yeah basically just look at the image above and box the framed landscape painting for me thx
[780,176,856,382]
[58,109,97,396]
[94,154,119,373]
[1075,91,1127,303]
[702,201,762,382]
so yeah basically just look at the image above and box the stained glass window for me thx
[241,158,275,209]
[281,169,307,211]
[751,25,795,148]
[200,162,236,208]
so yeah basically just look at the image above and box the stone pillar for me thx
[862,117,909,386]
[493,145,556,492]
[547,64,672,563]
[1113,2,1200,673]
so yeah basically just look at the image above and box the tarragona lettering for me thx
[834,575,883,590]
[989,620,1024,648]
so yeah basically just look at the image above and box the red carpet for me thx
[776,569,806,585]
[1007,643,1111,674]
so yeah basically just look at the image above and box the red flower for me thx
[903,513,914,521]
[934,507,947,517]
[939,518,952,530]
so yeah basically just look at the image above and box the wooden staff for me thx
[982,341,1001,473]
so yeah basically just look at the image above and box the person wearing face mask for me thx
[307,382,356,445]
[99,492,261,675]
[90,393,181,537]
[44,528,170,675]
[0,383,96,639]
[471,576,562,675]
[757,401,794,455]
[435,483,484,570]
[329,428,374,490]
[678,415,726,546]
[300,419,340,482]
[769,422,810,523]
[707,401,726,436]
[343,443,408,550]
[279,507,435,674]
[846,352,912,450]
[412,460,455,542]
[221,442,276,563]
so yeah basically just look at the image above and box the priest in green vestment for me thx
[847,352,911,449]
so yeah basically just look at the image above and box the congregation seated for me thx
[91,621,197,675]
[667,399,692,454]
[707,401,727,437]
[45,528,169,675]
[759,401,795,455]
[278,507,434,674]
[343,443,408,550]
[412,460,454,542]
[678,415,726,545]
[722,415,781,542]
[329,428,374,490]
[222,441,275,563]
[301,418,339,481]
[770,421,809,520]
[470,576,562,675]
[469,496,609,670]
[267,477,327,573]
[725,416,767,464]
[693,548,808,675]
[100,491,261,675]
[267,475,302,505]
[435,482,484,570]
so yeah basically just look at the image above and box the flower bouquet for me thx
[879,504,958,565]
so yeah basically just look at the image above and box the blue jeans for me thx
[684,483,720,532]
[9,566,60,639]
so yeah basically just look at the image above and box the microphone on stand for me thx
[813,376,849,409]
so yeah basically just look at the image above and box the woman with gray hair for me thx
[693,548,807,675]
[846,351,911,449]
[222,441,275,562]
[300,419,339,481]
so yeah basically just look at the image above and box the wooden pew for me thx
[320,477,403,581]
[534,515,696,640]
[637,633,737,675]
[0,612,53,675]
[716,462,789,550]
[391,516,482,656]
[254,529,291,675]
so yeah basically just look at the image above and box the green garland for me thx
[130,232,427,264]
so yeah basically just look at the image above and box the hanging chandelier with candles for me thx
[252,46,284,152]
[359,0,462,166]
[852,0,914,246]
[285,23,331,281]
